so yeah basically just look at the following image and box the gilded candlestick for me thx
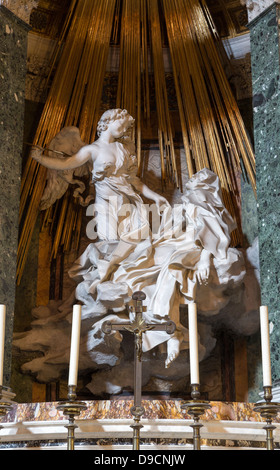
[0,385,13,434]
[57,385,87,451]
[181,384,211,450]
[254,386,280,450]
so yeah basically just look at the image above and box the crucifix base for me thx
[102,290,176,450]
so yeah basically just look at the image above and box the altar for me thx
[0,399,279,450]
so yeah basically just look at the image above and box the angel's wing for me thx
[40,126,92,210]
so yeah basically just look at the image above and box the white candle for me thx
[0,306,6,387]
[68,305,82,387]
[188,303,200,385]
[260,306,272,387]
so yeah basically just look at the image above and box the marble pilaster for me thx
[0,6,30,386]
[248,2,280,387]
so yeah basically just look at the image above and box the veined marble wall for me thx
[249,2,280,387]
[0,6,30,386]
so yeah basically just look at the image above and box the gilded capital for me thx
[0,0,39,24]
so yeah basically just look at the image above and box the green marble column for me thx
[249,3,280,387]
[0,6,30,387]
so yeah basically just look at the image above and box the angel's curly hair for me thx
[96,109,135,137]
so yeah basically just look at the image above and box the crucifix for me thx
[102,291,176,450]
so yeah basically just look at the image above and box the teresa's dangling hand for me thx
[195,249,211,286]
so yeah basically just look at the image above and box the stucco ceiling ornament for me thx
[0,0,39,24]
[240,0,280,22]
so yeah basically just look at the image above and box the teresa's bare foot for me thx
[165,334,182,368]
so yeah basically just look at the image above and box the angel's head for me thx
[96,109,135,139]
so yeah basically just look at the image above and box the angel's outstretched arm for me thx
[130,176,169,208]
[31,145,93,170]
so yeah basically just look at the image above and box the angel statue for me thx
[32,108,167,232]
[28,108,246,376]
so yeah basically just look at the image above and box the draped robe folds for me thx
[69,158,245,362]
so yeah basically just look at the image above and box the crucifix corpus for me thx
[102,291,176,450]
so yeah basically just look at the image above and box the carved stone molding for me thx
[0,0,39,24]
[240,0,280,23]
[226,56,252,101]
[26,32,56,102]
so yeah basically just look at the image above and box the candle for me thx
[188,303,199,385]
[68,305,82,387]
[260,306,272,387]
[0,305,6,387]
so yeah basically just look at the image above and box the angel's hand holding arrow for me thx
[30,146,44,163]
